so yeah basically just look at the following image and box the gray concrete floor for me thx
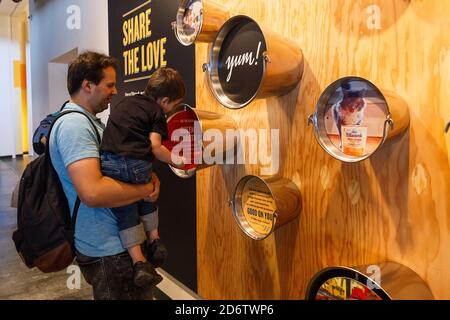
[0,156,93,300]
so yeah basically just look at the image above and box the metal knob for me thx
[228,199,234,210]
[386,114,394,130]
[307,114,315,126]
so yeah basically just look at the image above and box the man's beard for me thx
[97,101,110,113]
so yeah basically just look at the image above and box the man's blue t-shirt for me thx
[49,103,126,257]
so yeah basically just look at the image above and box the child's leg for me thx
[128,245,147,264]
[111,204,147,264]
[148,229,160,243]
[102,154,162,286]
[139,202,159,239]
[112,204,163,286]
[101,152,148,263]
[139,203,168,267]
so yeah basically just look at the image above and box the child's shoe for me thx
[133,261,163,287]
[147,239,168,268]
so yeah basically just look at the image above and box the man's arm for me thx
[68,157,154,208]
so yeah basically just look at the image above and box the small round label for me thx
[241,177,276,236]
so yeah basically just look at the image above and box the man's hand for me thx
[146,172,160,202]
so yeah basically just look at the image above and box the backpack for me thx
[32,101,69,155]
[12,110,100,273]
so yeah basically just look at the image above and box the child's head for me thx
[144,67,186,113]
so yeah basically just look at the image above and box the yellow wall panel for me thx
[13,60,28,152]
[13,61,21,89]
[13,61,26,89]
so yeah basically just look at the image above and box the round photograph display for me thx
[175,0,203,46]
[173,0,230,46]
[306,263,434,300]
[315,277,383,301]
[310,77,393,162]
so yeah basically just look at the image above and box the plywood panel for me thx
[196,0,450,299]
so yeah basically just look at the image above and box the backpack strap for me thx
[71,198,81,233]
[46,109,102,231]
[48,110,101,145]
[60,101,70,112]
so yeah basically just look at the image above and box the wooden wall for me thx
[195,0,450,299]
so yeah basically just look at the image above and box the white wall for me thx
[0,15,25,157]
[0,15,15,157]
[11,15,25,156]
[48,62,70,111]
[29,0,109,131]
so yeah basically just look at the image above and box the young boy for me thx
[100,67,186,287]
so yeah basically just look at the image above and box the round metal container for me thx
[308,76,410,162]
[172,0,230,46]
[204,15,304,109]
[163,103,237,178]
[306,262,434,300]
[232,175,301,240]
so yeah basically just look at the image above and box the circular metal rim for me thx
[305,266,392,301]
[207,15,268,110]
[232,175,278,241]
[166,103,202,179]
[312,76,391,163]
[175,0,204,47]
[169,166,197,179]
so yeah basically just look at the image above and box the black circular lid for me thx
[215,16,268,107]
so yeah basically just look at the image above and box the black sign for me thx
[108,0,197,292]
[217,17,267,105]
[109,0,196,97]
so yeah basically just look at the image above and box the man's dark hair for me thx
[67,51,117,95]
[144,67,186,102]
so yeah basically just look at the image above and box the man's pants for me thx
[76,251,154,300]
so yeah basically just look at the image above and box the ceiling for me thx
[0,0,28,17]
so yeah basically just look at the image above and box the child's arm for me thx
[150,132,185,168]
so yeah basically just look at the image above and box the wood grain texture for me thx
[382,89,410,141]
[196,0,450,299]
[258,30,304,98]
[197,0,230,42]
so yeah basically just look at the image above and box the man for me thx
[49,51,160,299]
